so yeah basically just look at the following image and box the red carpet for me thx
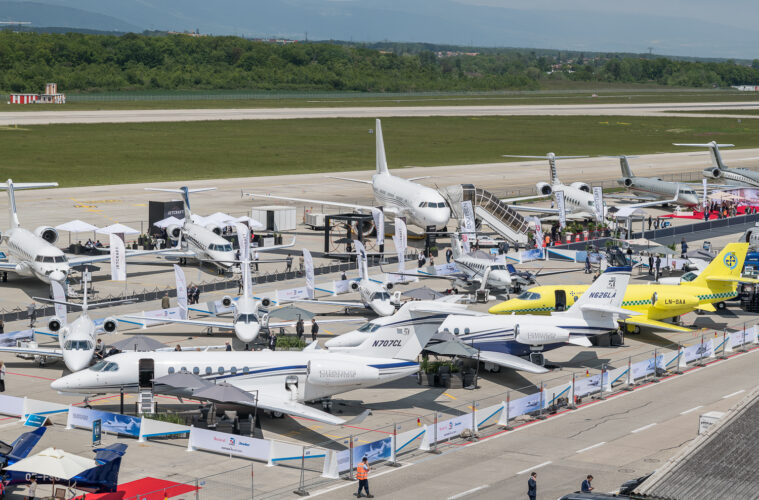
[75,477,199,499]
[660,205,757,220]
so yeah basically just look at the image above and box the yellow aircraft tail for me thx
[690,242,750,293]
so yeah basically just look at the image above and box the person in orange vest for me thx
[355,456,373,498]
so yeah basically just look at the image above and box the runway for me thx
[3,101,759,125]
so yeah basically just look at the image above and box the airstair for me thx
[138,388,155,414]
[442,184,530,245]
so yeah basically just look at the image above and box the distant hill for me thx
[0,1,139,32]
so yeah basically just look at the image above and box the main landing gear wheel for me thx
[716,301,727,310]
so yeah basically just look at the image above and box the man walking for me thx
[356,456,373,498]
[655,255,661,281]
[268,334,277,351]
[0,361,5,392]
[295,318,304,340]
[581,475,594,493]
[161,293,170,309]
[285,255,293,272]
[527,471,537,500]
[648,254,654,275]
[27,303,36,328]
[311,319,319,342]
[681,238,688,258]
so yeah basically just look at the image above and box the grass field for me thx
[3,89,759,112]
[1,115,758,187]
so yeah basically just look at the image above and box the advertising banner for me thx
[139,417,191,440]
[395,218,407,273]
[174,264,188,320]
[303,248,315,299]
[476,403,505,430]
[544,383,572,407]
[189,427,270,461]
[731,329,751,348]
[520,247,544,263]
[702,178,708,208]
[394,427,426,456]
[0,329,34,347]
[24,399,68,418]
[269,441,327,466]
[592,186,604,222]
[556,191,567,229]
[509,392,542,418]
[109,233,126,282]
[236,224,250,261]
[574,374,602,398]
[531,217,544,248]
[68,406,141,437]
[371,208,384,247]
[92,419,102,446]
[683,342,706,363]
[51,280,67,323]
[336,437,392,472]
[0,395,24,417]
[433,262,459,275]
[430,414,472,443]
[276,287,310,301]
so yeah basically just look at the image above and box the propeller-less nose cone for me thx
[49,270,67,283]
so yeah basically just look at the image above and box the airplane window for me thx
[357,322,381,333]
[35,256,44,262]
[243,367,249,374]
[104,362,119,372]
[181,367,187,373]
[217,367,225,375]
[168,367,175,374]
[230,367,237,375]
[43,256,55,263]
[219,244,233,252]
[193,367,200,375]
[205,367,212,375]
[454,328,460,334]
[464,328,470,334]
[55,256,67,263]
[419,202,428,208]
[517,291,541,300]
[90,360,108,372]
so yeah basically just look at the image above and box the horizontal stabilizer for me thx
[696,303,717,312]
[328,176,373,185]
[624,316,692,332]
[477,350,550,374]
[706,276,759,284]
[579,304,639,317]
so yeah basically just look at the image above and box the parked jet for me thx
[489,243,756,333]
[675,142,759,187]
[436,266,633,373]
[146,186,293,271]
[615,156,700,206]
[51,301,465,425]
[244,119,450,230]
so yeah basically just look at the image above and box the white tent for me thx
[153,216,184,229]
[55,220,99,232]
[232,215,265,230]
[96,223,140,235]
[204,212,236,225]
[5,446,97,480]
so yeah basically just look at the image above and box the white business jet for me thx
[244,119,450,230]
[146,186,293,271]
[436,266,635,373]
[51,301,463,425]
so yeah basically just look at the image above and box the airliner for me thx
[51,301,465,425]
[244,119,450,230]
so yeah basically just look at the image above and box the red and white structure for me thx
[9,94,39,104]
[8,82,66,105]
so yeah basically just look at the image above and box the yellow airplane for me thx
[489,242,754,333]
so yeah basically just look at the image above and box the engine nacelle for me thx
[350,281,360,290]
[221,295,233,307]
[385,282,394,291]
[34,226,58,244]
[651,292,698,310]
[102,317,118,333]
[536,182,553,196]
[48,317,62,332]
[260,297,272,308]
[166,224,182,241]
[570,182,591,193]
[307,360,379,387]
[514,324,570,345]
[623,178,633,187]
[704,167,722,179]
[205,223,223,236]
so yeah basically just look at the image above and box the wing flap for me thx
[0,346,63,358]
[477,350,550,374]
[624,316,692,332]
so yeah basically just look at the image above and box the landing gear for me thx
[529,352,545,366]
[716,301,727,311]
[320,399,334,412]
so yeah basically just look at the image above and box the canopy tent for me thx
[5,447,98,480]
[96,223,139,235]
[647,245,676,256]
[267,305,315,321]
[153,371,213,391]
[153,216,184,229]
[709,191,742,201]
[231,215,265,230]
[193,381,258,403]
[110,335,167,352]
[402,286,444,300]
[55,220,99,232]
[425,340,479,357]
[610,206,647,219]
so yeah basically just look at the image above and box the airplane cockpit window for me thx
[491,265,506,271]
[371,292,391,301]
[209,243,233,252]
[238,314,259,324]
[35,256,44,262]
[90,360,108,371]
[517,291,542,301]
[103,362,119,372]
[64,340,93,350]
[419,202,428,208]
[55,256,67,263]
[357,322,381,333]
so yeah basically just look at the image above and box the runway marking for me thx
[442,393,457,400]
[631,423,657,434]
[447,485,489,500]
[576,442,606,454]
[680,405,703,415]
[722,389,745,399]
[517,461,551,475]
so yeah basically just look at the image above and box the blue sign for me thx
[24,414,47,427]
[92,418,102,446]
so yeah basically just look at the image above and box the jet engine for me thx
[570,182,591,193]
[703,167,722,179]
[221,295,233,307]
[350,281,360,290]
[260,297,272,308]
[514,324,570,346]
[536,182,553,196]
[48,317,63,332]
[34,226,58,244]
[102,317,118,333]
[166,224,182,241]
[307,360,379,387]
[205,223,223,236]
[385,282,394,290]
[622,178,633,187]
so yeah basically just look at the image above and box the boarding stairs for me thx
[442,184,530,246]
[138,388,155,414]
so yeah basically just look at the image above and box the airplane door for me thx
[138,358,155,389]
[555,290,567,312]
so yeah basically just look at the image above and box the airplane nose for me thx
[373,301,396,317]
[49,270,67,283]
[236,323,260,343]
[50,376,67,391]
[65,354,91,373]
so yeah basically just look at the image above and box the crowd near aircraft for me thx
[244,119,451,230]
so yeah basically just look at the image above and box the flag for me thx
[556,190,567,229]
[592,186,604,222]
[371,208,384,247]
[109,233,126,281]
[395,218,407,273]
[174,264,188,319]
[354,240,367,280]
[303,248,314,299]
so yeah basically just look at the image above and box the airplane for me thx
[289,240,397,316]
[0,427,127,493]
[488,243,757,333]
[675,141,759,187]
[0,277,122,372]
[243,119,451,231]
[51,301,467,426]
[614,155,701,206]
[146,186,294,271]
[435,266,634,373]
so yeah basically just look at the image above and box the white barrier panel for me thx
[322,450,339,479]
[574,374,602,398]
[336,436,392,472]
[604,367,628,391]
[132,307,182,328]
[189,427,270,461]
[24,398,69,419]
[509,392,541,417]
[139,417,191,441]
[394,427,426,456]
[0,329,34,347]
[0,395,25,417]
[731,329,751,348]
[67,406,141,437]
[660,351,681,371]
[544,383,572,407]
[630,358,653,381]
[268,440,327,467]
[430,414,473,443]
[431,263,459,275]
[683,342,705,363]
[476,403,505,430]
[276,287,309,301]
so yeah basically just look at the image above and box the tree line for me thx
[1,31,757,93]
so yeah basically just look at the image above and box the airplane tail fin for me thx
[674,142,734,171]
[562,266,631,319]
[6,427,46,462]
[375,119,389,175]
[144,186,216,217]
[76,443,128,493]
[619,156,634,178]
[691,242,748,292]
[501,154,587,187]
[0,179,58,229]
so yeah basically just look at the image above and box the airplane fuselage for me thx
[181,221,236,269]
[3,227,69,283]
[59,313,98,372]
[453,256,512,290]
[619,177,700,206]
[358,279,396,316]
[710,168,759,187]
[371,173,450,229]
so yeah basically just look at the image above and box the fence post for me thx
[504,391,513,430]
[720,329,728,359]
[536,382,547,420]
[652,349,660,383]
[697,334,706,367]
[568,374,577,409]
[348,436,354,479]
[293,446,309,496]
[430,413,442,454]
[195,479,199,500]
[596,365,606,400]
[390,423,402,467]
[251,463,255,500]
[739,323,748,353]
[623,356,634,391]
[470,401,479,441]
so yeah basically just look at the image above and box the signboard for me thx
[592,186,604,222]
[461,201,476,253]
[109,233,126,281]
[174,264,188,320]
[508,392,542,418]
[276,286,310,301]
[189,427,270,461]
[68,406,141,437]
[92,418,102,446]
[0,329,34,347]
[531,217,543,248]
[303,248,314,299]
[431,414,472,442]
[336,437,392,472]
[556,190,567,229]
[702,179,708,208]
[24,414,47,428]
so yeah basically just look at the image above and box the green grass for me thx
[3,88,759,112]
[2,115,759,187]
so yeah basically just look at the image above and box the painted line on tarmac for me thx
[722,389,745,399]
[576,442,606,454]
[631,423,657,434]
[447,484,489,500]
[680,405,703,415]
[517,461,552,475]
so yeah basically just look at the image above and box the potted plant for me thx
[429,245,439,257]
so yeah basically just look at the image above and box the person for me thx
[192,286,200,305]
[341,271,347,281]
[0,476,5,498]
[704,208,710,222]
[27,303,36,328]
[356,456,372,498]
[584,254,591,274]
[417,251,426,268]
[311,319,319,341]
[295,318,304,339]
[174,344,182,351]
[285,255,293,272]
[581,475,594,493]
[0,361,5,392]
[0,320,4,334]
[268,334,276,351]
[648,254,654,275]
[655,254,661,281]
[253,250,259,272]
[527,471,537,500]
[161,293,170,309]
[647,215,652,230]
[503,241,510,254]
[654,217,660,229]
[28,477,37,499]
[95,339,106,360]
[681,238,688,258]
[237,278,243,295]
[429,256,435,266]
[626,247,633,264]
[298,255,304,273]
[225,341,232,352]
[445,247,453,263]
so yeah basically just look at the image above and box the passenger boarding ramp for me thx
[442,184,529,245]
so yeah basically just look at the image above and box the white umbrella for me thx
[5,447,98,480]
[153,216,184,229]
[55,220,100,232]
[204,212,235,225]
[96,223,140,235]
[232,215,265,230]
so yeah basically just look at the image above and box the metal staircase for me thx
[138,388,155,414]
[443,184,530,245]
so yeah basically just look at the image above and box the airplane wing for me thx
[579,304,639,317]
[406,176,432,182]
[8,427,47,461]
[328,176,373,185]
[0,262,18,271]
[623,316,692,332]
[252,237,297,252]
[268,318,367,328]
[122,315,234,330]
[501,194,551,204]
[69,248,177,266]
[244,193,400,216]
[231,394,348,425]
[0,345,63,358]
[506,204,560,214]
[279,298,365,308]
[696,303,717,312]
[153,249,197,259]
[477,350,550,374]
